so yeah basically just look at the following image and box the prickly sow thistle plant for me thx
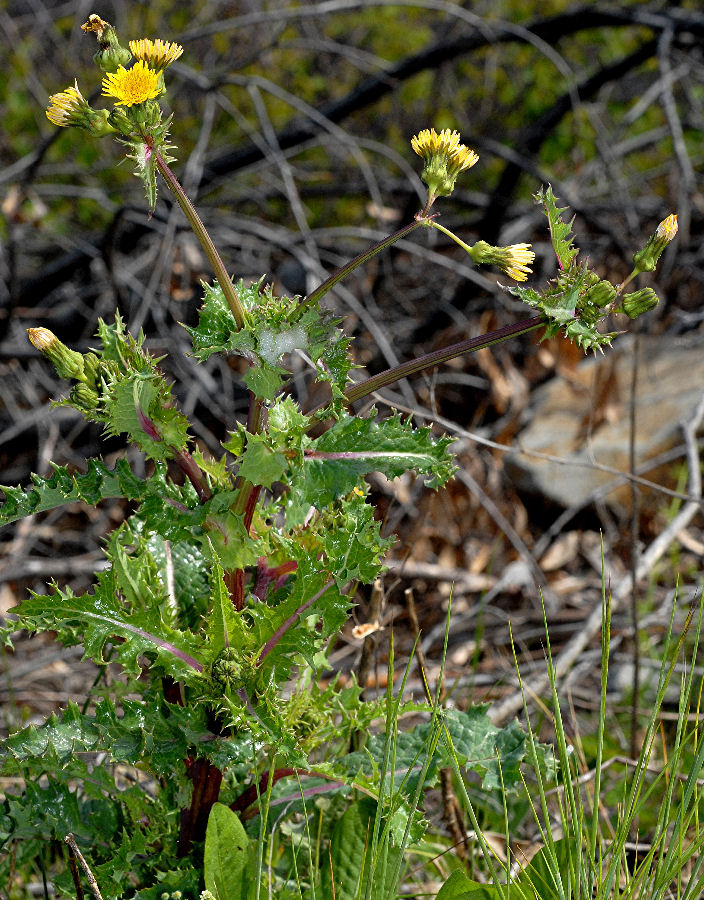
[0,15,676,900]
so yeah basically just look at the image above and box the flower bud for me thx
[616,287,660,319]
[632,214,678,274]
[584,279,616,308]
[107,106,136,137]
[70,383,100,412]
[27,328,84,379]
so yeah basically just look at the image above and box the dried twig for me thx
[64,834,103,900]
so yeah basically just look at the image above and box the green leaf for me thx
[285,412,454,524]
[237,435,288,488]
[187,278,353,402]
[204,803,250,900]
[320,798,402,900]
[536,184,579,271]
[436,870,502,899]
[10,576,204,681]
[320,491,395,584]
[103,371,190,460]
[340,706,528,798]
[0,458,145,526]
[204,544,241,657]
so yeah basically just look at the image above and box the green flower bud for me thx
[584,279,616,308]
[129,98,162,129]
[617,287,660,319]
[27,328,84,380]
[632,214,678,274]
[85,108,116,138]
[107,106,136,137]
[82,352,101,383]
[70,383,100,412]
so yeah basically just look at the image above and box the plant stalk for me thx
[342,315,544,408]
[304,217,426,308]
[155,149,245,329]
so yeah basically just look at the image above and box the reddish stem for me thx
[177,758,224,856]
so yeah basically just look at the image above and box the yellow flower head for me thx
[102,60,161,107]
[129,38,183,71]
[498,243,535,282]
[411,128,478,199]
[470,241,535,282]
[46,81,88,127]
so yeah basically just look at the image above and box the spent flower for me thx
[411,128,478,201]
[82,14,131,72]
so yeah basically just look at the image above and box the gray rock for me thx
[506,334,704,513]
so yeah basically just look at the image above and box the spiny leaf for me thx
[536,184,579,270]
[341,705,530,796]
[284,412,454,524]
[0,458,145,527]
[10,577,204,681]
[187,278,354,402]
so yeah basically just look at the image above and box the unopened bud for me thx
[107,106,136,137]
[584,280,616,308]
[27,328,85,379]
[71,383,100,411]
[632,214,678,274]
[617,287,660,319]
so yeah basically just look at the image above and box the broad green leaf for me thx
[285,412,454,525]
[341,706,528,797]
[0,458,145,526]
[204,803,249,900]
[237,436,288,488]
[320,798,401,900]
[436,870,502,899]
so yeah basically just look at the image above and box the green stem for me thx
[304,217,427,308]
[343,316,544,407]
[428,219,476,256]
[155,150,245,329]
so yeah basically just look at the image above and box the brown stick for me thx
[64,834,102,900]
